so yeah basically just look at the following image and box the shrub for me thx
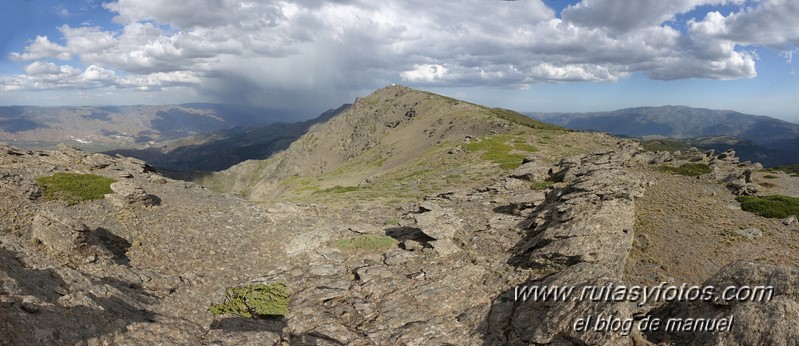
[658,163,712,177]
[209,282,290,318]
[736,195,799,219]
[36,172,115,205]
[335,235,398,251]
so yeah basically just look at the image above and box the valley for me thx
[1,86,798,345]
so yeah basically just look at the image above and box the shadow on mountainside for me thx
[105,104,351,174]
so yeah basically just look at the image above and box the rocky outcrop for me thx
[412,201,462,256]
[32,210,92,255]
[487,141,647,345]
[648,261,799,345]
[105,181,156,207]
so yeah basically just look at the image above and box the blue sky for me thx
[0,0,797,121]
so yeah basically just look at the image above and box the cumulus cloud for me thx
[2,0,798,109]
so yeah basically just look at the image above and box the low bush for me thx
[736,195,799,219]
[209,282,290,318]
[35,172,115,205]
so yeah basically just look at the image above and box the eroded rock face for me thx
[106,181,156,207]
[32,210,91,255]
[412,201,462,256]
[488,140,647,345]
[648,261,799,345]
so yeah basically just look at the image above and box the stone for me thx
[649,261,799,345]
[783,215,797,226]
[412,203,462,256]
[738,228,762,239]
[32,210,90,254]
[105,181,155,207]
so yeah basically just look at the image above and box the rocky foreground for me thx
[1,141,798,345]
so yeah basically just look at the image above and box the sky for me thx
[0,0,797,121]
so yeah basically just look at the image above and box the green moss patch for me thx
[763,174,779,179]
[531,180,556,190]
[658,163,712,177]
[209,282,290,318]
[736,195,799,219]
[36,172,115,205]
[335,235,398,252]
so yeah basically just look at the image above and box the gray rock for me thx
[308,264,344,277]
[32,210,90,254]
[106,181,155,207]
[650,261,799,345]
[738,227,763,239]
[412,203,462,256]
[783,215,797,226]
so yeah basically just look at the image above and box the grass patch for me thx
[767,165,799,176]
[209,282,290,318]
[385,217,401,226]
[736,195,799,219]
[531,180,555,190]
[36,172,115,205]
[760,182,776,188]
[763,174,779,179]
[335,235,398,252]
[658,163,712,177]
[314,185,360,194]
[464,135,530,170]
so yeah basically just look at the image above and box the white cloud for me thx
[2,0,798,108]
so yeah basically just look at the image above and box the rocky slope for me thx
[200,85,612,203]
[2,88,799,345]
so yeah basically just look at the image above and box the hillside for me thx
[0,104,306,151]
[3,87,799,344]
[199,85,614,203]
[530,106,799,165]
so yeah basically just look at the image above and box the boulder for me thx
[649,261,799,345]
[412,202,462,256]
[32,210,90,254]
[105,181,155,207]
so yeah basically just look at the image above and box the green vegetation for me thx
[209,282,290,318]
[763,174,779,179]
[335,235,398,252]
[489,108,565,131]
[736,195,799,219]
[658,163,712,177]
[35,172,115,205]
[759,182,776,188]
[385,217,401,226]
[641,139,692,153]
[314,185,360,194]
[767,165,799,177]
[464,135,538,170]
[531,179,556,190]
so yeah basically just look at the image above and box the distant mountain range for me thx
[106,104,350,172]
[528,106,799,166]
[0,104,308,150]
